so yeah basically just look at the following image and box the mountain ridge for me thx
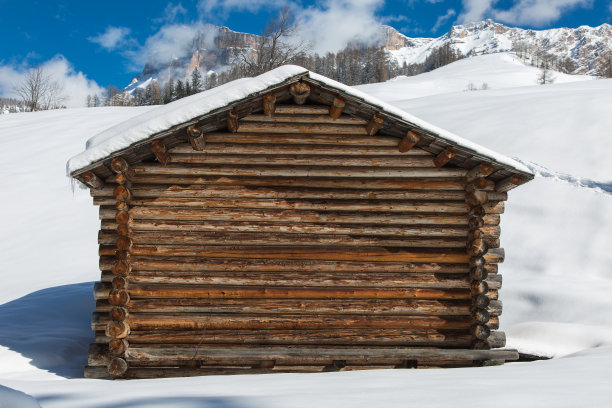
[125,20,612,92]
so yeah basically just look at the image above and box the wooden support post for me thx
[329,96,346,120]
[495,174,523,192]
[365,114,384,136]
[263,93,277,117]
[434,147,456,168]
[151,140,171,165]
[466,163,494,182]
[227,109,239,133]
[186,125,206,151]
[81,171,105,189]
[289,82,311,105]
[398,130,420,153]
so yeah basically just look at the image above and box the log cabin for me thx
[67,65,534,379]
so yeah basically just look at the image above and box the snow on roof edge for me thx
[67,65,532,177]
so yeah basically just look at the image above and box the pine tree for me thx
[185,80,192,96]
[175,80,185,100]
[163,78,174,104]
[150,81,163,105]
[191,69,203,94]
[92,94,100,107]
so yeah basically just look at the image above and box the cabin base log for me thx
[84,347,519,378]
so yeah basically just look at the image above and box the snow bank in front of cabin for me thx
[0,385,41,408]
[67,63,531,177]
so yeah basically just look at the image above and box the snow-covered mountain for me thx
[125,20,612,91]
[387,20,612,75]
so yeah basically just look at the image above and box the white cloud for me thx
[158,2,188,23]
[125,23,218,70]
[493,0,592,26]
[88,26,133,51]
[197,0,289,16]
[456,0,592,26]
[296,0,386,54]
[432,8,457,32]
[0,56,104,108]
[456,0,495,24]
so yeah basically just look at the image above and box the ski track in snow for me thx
[516,158,612,196]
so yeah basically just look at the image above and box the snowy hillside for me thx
[1,56,611,406]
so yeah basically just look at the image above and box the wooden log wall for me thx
[85,102,514,379]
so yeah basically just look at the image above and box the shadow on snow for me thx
[0,282,96,378]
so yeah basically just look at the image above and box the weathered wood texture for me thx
[86,105,514,378]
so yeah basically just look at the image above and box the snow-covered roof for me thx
[67,65,532,177]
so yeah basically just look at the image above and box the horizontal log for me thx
[466,163,494,182]
[100,206,500,226]
[242,114,363,125]
[236,122,368,135]
[484,248,505,264]
[274,105,331,115]
[99,245,471,263]
[99,256,470,274]
[495,175,524,192]
[111,284,472,300]
[487,331,506,348]
[96,298,473,315]
[169,153,437,168]
[125,347,519,364]
[88,343,110,366]
[131,163,468,178]
[488,299,502,316]
[123,175,470,190]
[99,271,471,289]
[82,171,104,189]
[93,313,474,331]
[121,220,470,238]
[99,231,467,248]
[97,198,473,214]
[168,142,427,156]
[124,328,473,346]
[205,132,394,146]
[93,184,509,203]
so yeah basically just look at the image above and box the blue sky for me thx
[1,0,610,101]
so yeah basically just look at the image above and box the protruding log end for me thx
[485,248,505,264]
[467,238,488,257]
[470,265,489,281]
[109,289,130,307]
[110,157,131,175]
[468,217,485,230]
[466,177,490,193]
[471,280,489,296]
[434,147,456,168]
[487,331,506,348]
[151,140,171,165]
[365,113,384,136]
[115,210,131,225]
[329,96,346,120]
[227,109,239,133]
[108,357,128,377]
[112,260,131,277]
[472,324,491,340]
[466,190,488,207]
[263,93,277,117]
[116,236,133,251]
[81,171,105,190]
[116,224,129,236]
[106,320,130,339]
[466,163,495,182]
[110,306,129,321]
[289,82,311,105]
[187,125,206,151]
[473,294,490,309]
[109,339,129,355]
[112,276,129,290]
[495,174,524,192]
[474,309,491,325]
[398,130,420,152]
[113,185,131,202]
